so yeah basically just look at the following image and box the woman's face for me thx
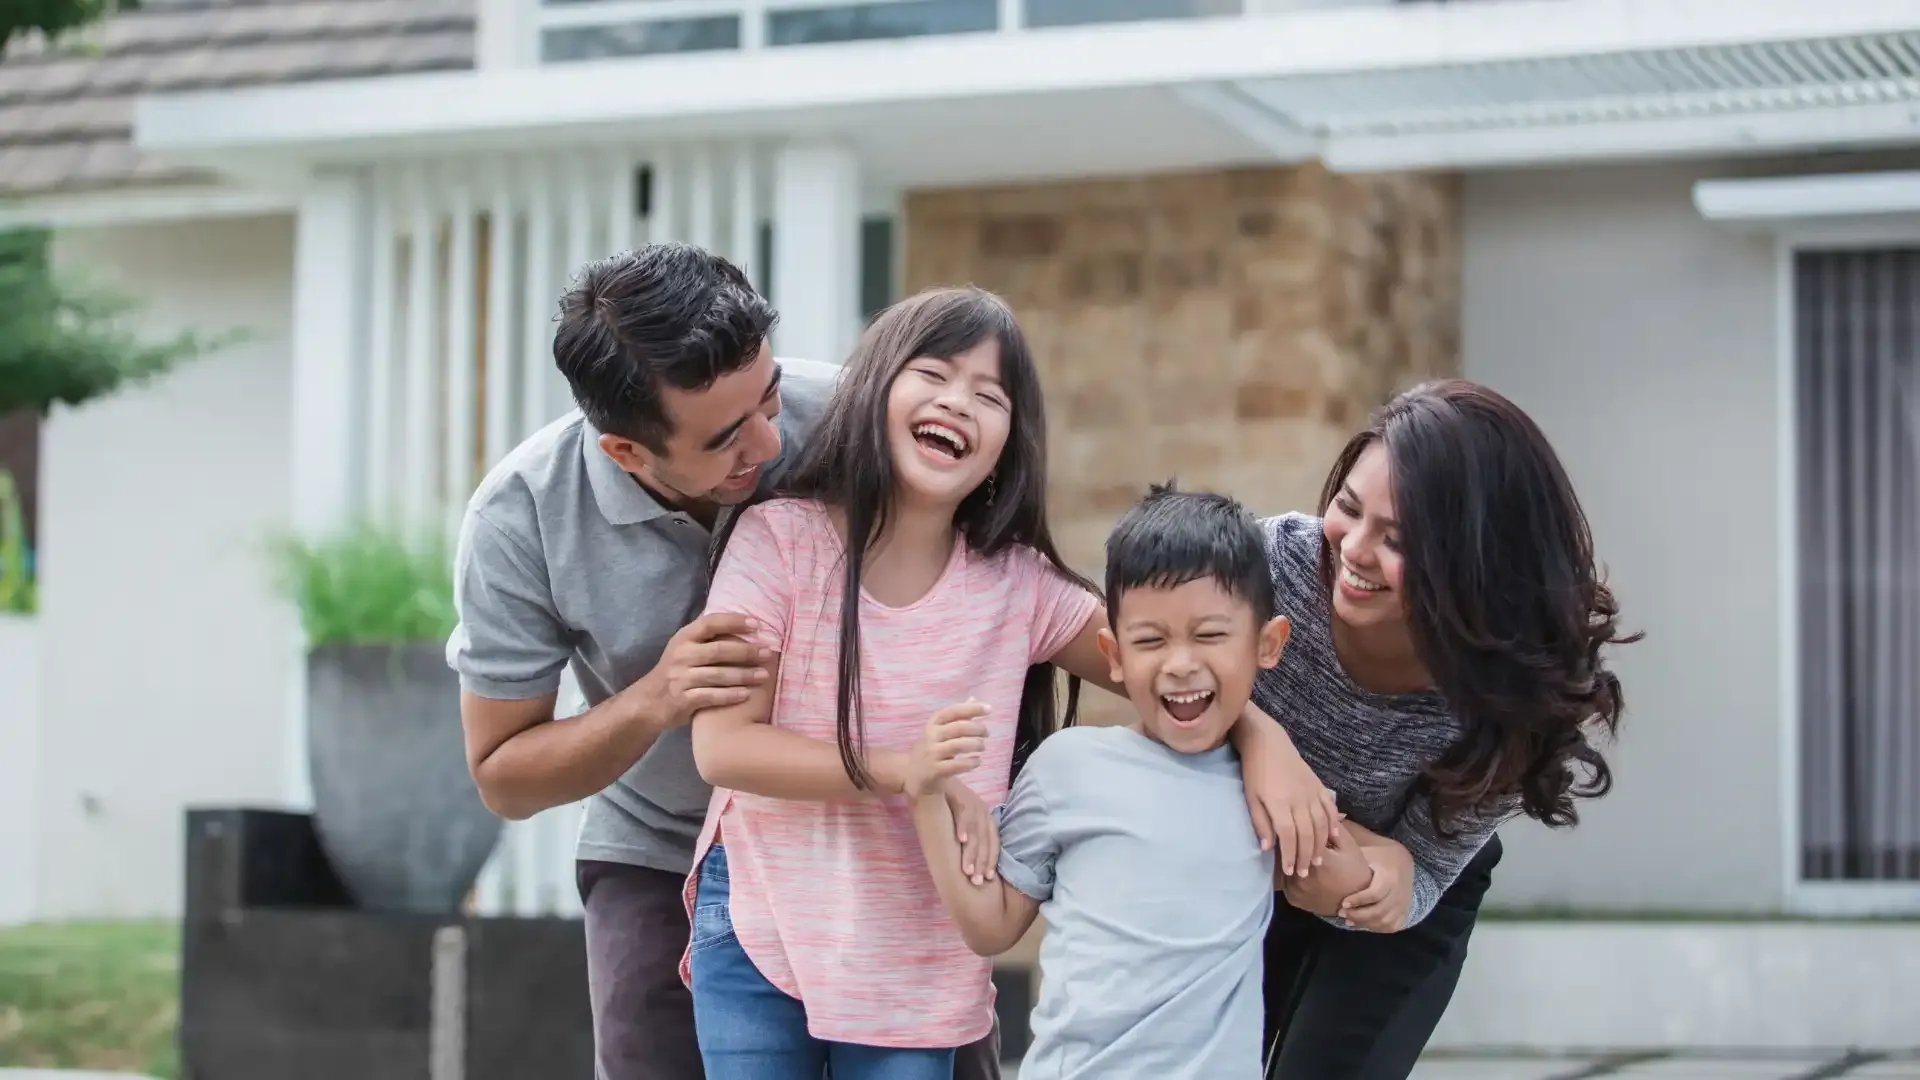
[1323,442,1407,630]
[884,338,1012,509]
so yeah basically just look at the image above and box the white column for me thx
[772,140,861,366]
[285,170,373,809]
[476,0,528,68]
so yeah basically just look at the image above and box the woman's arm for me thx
[689,653,909,799]
[1338,802,1508,932]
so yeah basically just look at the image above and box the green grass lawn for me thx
[0,920,179,1078]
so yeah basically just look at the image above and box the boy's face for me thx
[1097,579,1290,755]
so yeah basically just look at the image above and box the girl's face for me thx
[1322,442,1408,630]
[885,338,1012,510]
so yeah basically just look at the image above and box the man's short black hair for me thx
[1104,481,1274,626]
[553,243,779,452]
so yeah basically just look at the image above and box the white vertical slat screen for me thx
[352,142,771,917]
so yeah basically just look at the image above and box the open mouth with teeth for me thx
[910,421,971,462]
[1341,566,1387,594]
[1159,689,1216,726]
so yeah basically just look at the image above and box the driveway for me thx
[1411,1052,1920,1080]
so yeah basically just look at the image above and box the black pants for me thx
[1262,834,1503,1079]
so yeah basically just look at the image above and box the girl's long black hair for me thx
[724,287,1094,789]
[1319,379,1642,834]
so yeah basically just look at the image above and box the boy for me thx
[903,484,1375,1078]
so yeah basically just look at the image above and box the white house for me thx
[3,0,1918,1050]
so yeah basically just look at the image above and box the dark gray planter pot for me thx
[307,641,502,914]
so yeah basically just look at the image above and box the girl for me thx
[677,287,1333,1080]
[1238,379,1638,1078]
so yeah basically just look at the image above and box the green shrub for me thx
[271,524,455,647]
[0,469,33,615]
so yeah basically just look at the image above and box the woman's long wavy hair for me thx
[1319,379,1641,834]
[755,287,1094,790]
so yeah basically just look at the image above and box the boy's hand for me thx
[902,701,990,799]
[943,780,1000,887]
[1340,841,1414,932]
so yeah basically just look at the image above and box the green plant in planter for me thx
[0,469,33,615]
[269,522,496,916]
[269,524,455,647]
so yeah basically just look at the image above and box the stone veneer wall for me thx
[904,162,1462,596]
[904,164,1461,970]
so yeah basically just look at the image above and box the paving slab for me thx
[1609,1058,1841,1079]
[0,1073,161,1080]
[1411,1058,1599,1080]
[1851,1060,1920,1079]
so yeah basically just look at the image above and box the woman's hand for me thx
[942,780,1000,887]
[1339,840,1415,931]
[1233,707,1341,878]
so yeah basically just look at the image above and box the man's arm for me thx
[462,612,769,820]
[689,654,916,799]
[910,792,1040,956]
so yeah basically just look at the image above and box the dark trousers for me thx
[579,860,1002,1080]
[1262,834,1503,1080]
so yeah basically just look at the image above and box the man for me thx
[447,244,1002,1080]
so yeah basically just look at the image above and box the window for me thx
[1793,247,1920,883]
[768,0,996,46]
[1025,0,1239,29]
[540,14,739,62]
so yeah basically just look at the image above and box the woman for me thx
[1238,379,1637,1078]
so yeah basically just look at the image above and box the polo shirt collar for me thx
[581,418,673,527]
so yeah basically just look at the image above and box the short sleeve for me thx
[992,740,1063,902]
[447,510,570,700]
[1017,548,1100,666]
[703,504,795,652]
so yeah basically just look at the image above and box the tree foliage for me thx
[1,0,123,53]
[0,228,233,417]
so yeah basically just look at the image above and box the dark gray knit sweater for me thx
[1253,513,1514,928]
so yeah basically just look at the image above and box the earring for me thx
[985,473,997,506]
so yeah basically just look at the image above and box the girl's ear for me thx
[1257,616,1292,670]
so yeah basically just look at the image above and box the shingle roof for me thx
[0,0,475,198]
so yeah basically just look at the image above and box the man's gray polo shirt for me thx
[447,357,839,875]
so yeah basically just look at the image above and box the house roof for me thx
[0,0,474,199]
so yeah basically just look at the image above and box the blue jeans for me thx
[689,846,958,1080]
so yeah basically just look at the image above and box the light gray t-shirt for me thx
[995,724,1275,1080]
[446,357,839,875]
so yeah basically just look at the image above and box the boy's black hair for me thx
[1104,481,1274,626]
[553,243,778,453]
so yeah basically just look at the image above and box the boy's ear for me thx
[1095,627,1124,685]
[1256,616,1291,670]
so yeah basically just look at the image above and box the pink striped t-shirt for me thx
[679,497,1099,1048]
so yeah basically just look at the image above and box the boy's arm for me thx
[1278,826,1376,916]
[910,793,1040,957]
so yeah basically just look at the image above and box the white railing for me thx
[352,141,771,917]
[527,0,1265,65]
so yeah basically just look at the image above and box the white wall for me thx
[0,614,41,925]
[1462,162,1787,912]
[36,214,297,919]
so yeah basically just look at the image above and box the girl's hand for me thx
[902,701,990,799]
[942,780,1000,887]
[1339,841,1414,932]
[1236,710,1341,878]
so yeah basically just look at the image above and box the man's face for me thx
[598,343,785,508]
